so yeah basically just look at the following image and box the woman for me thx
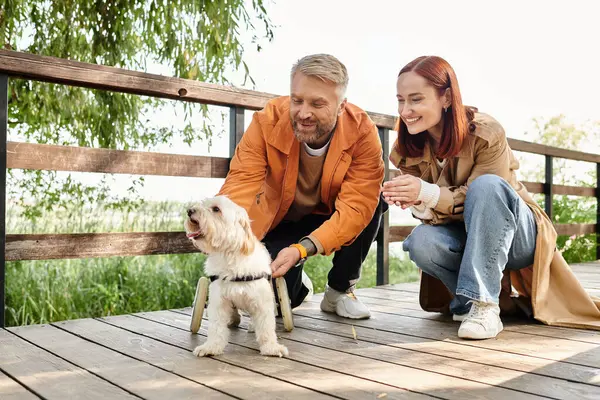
[382,55,600,339]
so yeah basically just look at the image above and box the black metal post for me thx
[376,127,389,286]
[544,155,553,220]
[229,106,245,158]
[0,75,8,327]
[596,163,600,260]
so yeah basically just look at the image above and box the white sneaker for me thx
[458,300,503,340]
[302,270,314,302]
[320,285,371,319]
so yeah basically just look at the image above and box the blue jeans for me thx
[403,174,537,315]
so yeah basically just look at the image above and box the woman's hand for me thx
[381,175,421,205]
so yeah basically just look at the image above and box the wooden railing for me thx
[1,50,599,326]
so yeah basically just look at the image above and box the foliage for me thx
[0,0,274,219]
[521,116,599,262]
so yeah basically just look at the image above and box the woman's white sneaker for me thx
[458,300,503,340]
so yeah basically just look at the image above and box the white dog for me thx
[184,195,289,358]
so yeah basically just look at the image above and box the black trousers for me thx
[263,197,386,308]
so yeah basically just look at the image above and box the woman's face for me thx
[396,71,447,135]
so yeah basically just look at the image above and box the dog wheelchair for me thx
[189,275,294,334]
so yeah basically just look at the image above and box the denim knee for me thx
[465,174,512,212]
[403,225,434,271]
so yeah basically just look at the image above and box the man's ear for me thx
[338,98,348,116]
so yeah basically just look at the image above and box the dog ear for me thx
[239,216,256,256]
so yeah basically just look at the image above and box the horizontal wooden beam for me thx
[5,223,596,260]
[3,50,600,163]
[0,50,275,111]
[508,138,600,164]
[389,170,596,197]
[5,232,199,261]
[553,223,597,236]
[522,181,597,197]
[0,50,396,129]
[7,141,229,178]
[390,223,596,243]
[389,225,416,242]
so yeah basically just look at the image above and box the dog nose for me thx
[187,208,196,217]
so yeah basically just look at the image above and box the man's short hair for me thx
[291,54,349,98]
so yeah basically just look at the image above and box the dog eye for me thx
[212,206,220,213]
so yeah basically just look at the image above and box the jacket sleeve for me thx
[217,112,268,212]
[432,128,512,220]
[310,123,385,255]
[389,140,422,178]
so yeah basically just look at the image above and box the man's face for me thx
[290,72,346,146]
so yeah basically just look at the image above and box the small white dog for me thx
[184,195,289,358]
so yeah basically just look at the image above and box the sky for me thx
[11,0,600,227]
[135,0,600,207]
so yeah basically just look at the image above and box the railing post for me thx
[376,127,389,286]
[0,75,8,327]
[229,106,245,158]
[544,155,553,220]
[596,163,600,260]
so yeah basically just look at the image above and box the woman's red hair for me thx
[395,56,475,159]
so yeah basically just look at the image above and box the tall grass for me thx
[5,201,418,327]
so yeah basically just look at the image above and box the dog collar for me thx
[208,272,271,282]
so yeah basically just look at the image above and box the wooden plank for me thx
[388,223,596,243]
[508,138,600,163]
[0,329,136,400]
[56,317,341,400]
[292,295,600,370]
[105,313,428,400]
[2,50,599,164]
[5,232,198,261]
[7,141,230,177]
[0,50,276,111]
[0,369,39,400]
[522,181,597,197]
[340,290,600,345]
[0,50,395,130]
[276,317,597,400]
[176,306,598,400]
[554,223,596,236]
[289,300,600,386]
[389,225,416,242]
[10,323,230,400]
[278,313,600,399]
[143,311,545,400]
[387,172,594,197]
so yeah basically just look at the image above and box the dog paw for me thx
[260,343,289,358]
[193,343,224,357]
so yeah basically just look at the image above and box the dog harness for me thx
[208,272,271,282]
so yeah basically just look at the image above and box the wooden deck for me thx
[1,263,599,400]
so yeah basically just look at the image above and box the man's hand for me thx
[271,247,301,278]
[381,175,421,205]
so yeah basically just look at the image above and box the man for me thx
[218,54,385,319]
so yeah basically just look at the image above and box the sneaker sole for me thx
[458,321,504,340]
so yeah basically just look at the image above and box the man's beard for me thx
[292,118,336,146]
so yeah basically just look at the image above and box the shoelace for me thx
[466,301,493,325]
[346,292,358,300]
